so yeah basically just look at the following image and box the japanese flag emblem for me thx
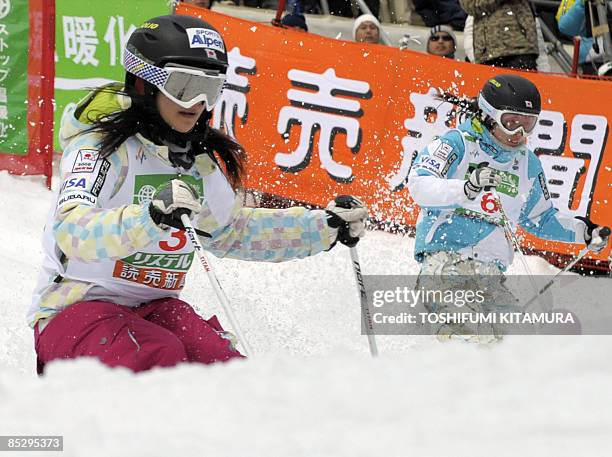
[72,149,100,173]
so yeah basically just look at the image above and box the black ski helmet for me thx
[478,74,541,118]
[124,15,228,92]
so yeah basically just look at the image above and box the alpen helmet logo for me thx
[186,28,225,53]
[525,100,533,108]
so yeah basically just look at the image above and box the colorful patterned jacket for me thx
[29,86,331,327]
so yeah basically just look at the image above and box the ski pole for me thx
[491,190,549,310]
[521,245,591,311]
[347,245,379,357]
[181,213,253,357]
[334,198,378,357]
[492,190,536,277]
[522,228,610,310]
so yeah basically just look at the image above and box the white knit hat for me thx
[429,25,457,46]
[352,14,381,42]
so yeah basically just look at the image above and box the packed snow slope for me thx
[1,171,610,456]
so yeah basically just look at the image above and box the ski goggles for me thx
[478,94,539,136]
[123,48,226,110]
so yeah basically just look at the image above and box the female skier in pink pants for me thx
[30,15,368,373]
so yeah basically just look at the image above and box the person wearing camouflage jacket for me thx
[460,0,539,69]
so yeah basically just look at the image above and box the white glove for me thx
[464,162,502,200]
[576,216,610,253]
[149,179,202,230]
[325,195,368,248]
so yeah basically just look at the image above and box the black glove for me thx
[464,162,502,200]
[576,216,610,253]
[325,195,368,248]
[149,179,201,230]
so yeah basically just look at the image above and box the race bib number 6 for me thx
[480,192,500,214]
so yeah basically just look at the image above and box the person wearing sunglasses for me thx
[407,74,609,338]
[30,15,368,374]
[426,25,457,59]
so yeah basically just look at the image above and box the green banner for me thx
[0,1,29,155]
[55,0,169,150]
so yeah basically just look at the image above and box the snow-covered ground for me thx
[1,170,610,456]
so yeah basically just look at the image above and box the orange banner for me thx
[178,5,612,262]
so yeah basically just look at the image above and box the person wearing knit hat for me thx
[426,25,456,59]
[353,14,382,44]
[281,13,308,32]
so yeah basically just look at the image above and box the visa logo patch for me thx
[186,28,225,53]
[422,157,441,170]
[61,177,87,191]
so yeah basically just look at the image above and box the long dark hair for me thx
[80,83,246,190]
[435,91,502,133]
[434,91,481,121]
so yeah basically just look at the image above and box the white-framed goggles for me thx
[478,93,539,136]
[123,48,226,110]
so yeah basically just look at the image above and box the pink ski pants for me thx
[34,298,244,374]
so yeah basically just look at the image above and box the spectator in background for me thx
[463,15,475,62]
[414,0,467,31]
[426,25,457,59]
[463,14,551,72]
[557,0,604,75]
[353,14,382,44]
[328,0,380,19]
[460,0,539,70]
[180,0,212,8]
[281,13,309,32]
[300,0,322,15]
